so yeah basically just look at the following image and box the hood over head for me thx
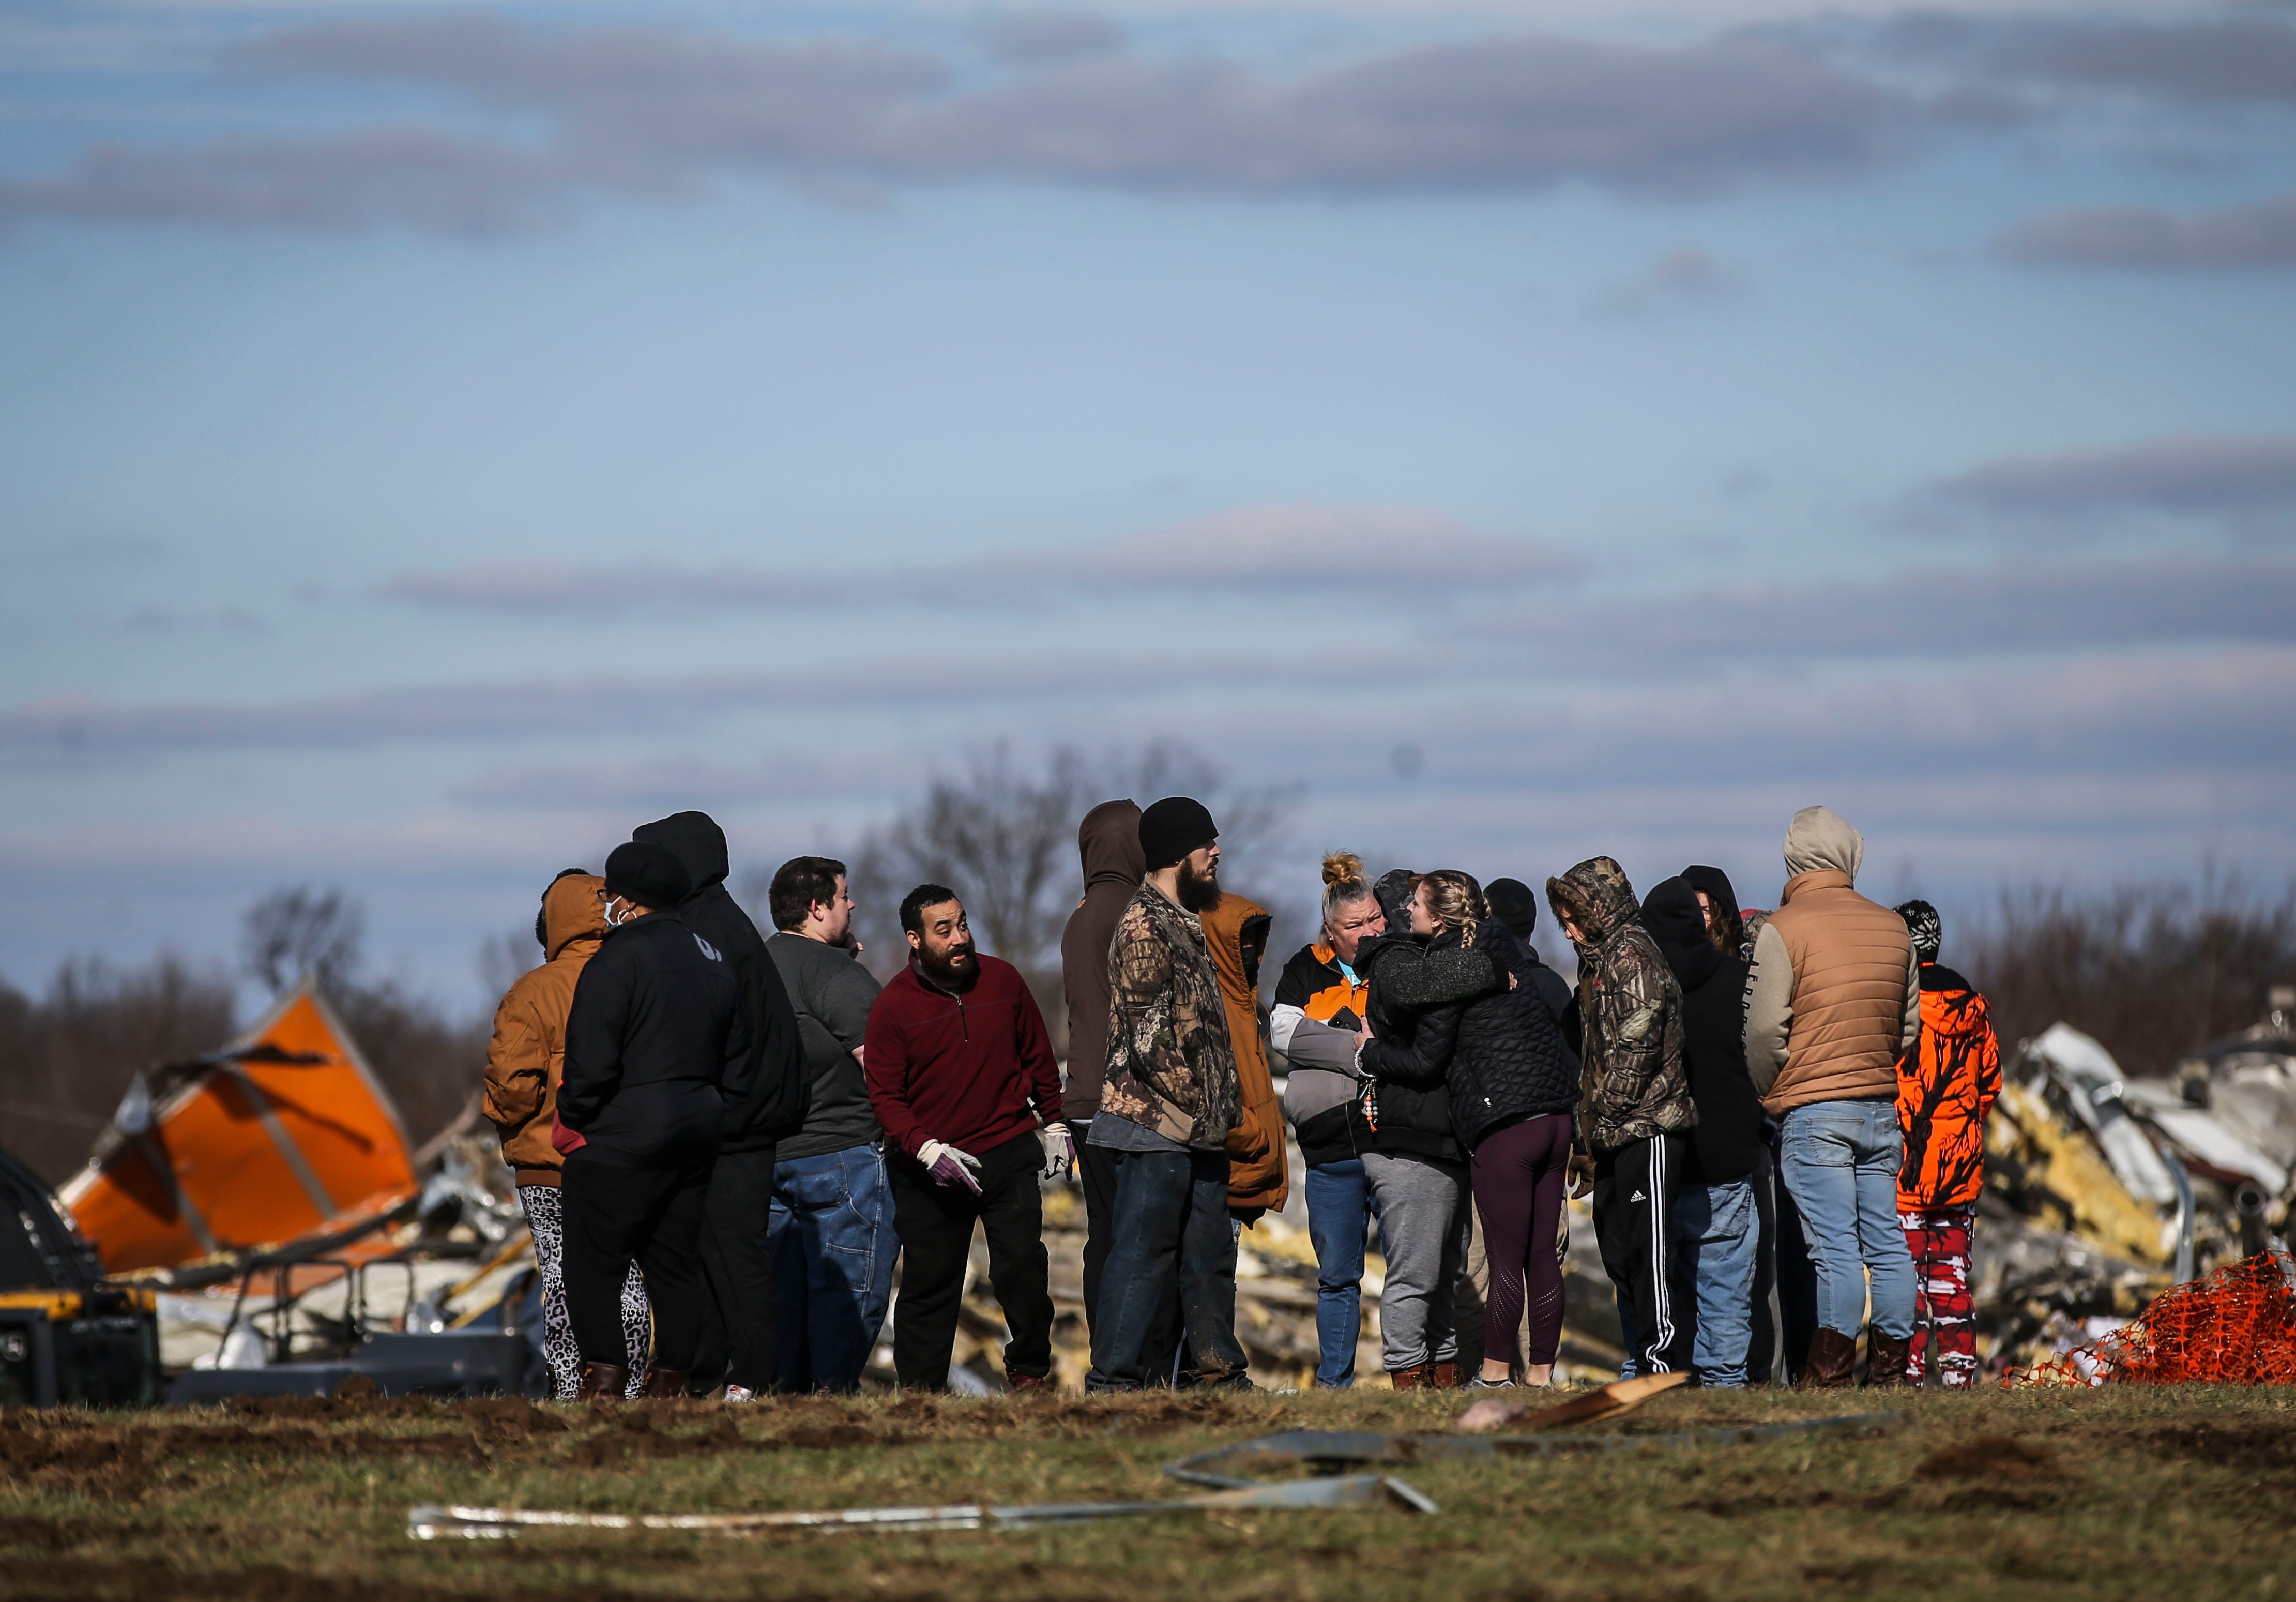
[632,810,731,899]
[1546,856,1639,946]
[1373,868,1418,934]
[1641,876,1721,991]
[1783,806,1863,881]
[1485,878,1539,943]
[1681,866,1740,929]
[542,872,607,960]
[1199,892,1274,1010]
[1077,799,1146,890]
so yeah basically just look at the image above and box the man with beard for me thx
[1086,797,1250,1392]
[864,885,1067,1391]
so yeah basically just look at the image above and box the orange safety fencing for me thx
[2006,1251,2296,1387]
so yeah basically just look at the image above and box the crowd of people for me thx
[479,798,2002,1400]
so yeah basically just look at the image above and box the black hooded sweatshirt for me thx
[1484,876,1579,1044]
[1641,876,1765,1185]
[1681,865,1749,962]
[561,911,757,1166]
[632,811,808,1152]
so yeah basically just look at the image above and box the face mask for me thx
[603,896,636,928]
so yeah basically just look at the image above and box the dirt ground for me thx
[2,1383,2292,1601]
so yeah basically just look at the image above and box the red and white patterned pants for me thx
[1899,1203,1978,1387]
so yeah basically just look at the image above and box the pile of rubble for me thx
[1975,988,2296,1375]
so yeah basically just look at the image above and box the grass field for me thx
[3,1383,2292,1601]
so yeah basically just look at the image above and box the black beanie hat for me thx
[1485,878,1539,942]
[1896,899,1942,963]
[1139,796,1218,870]
[605,841,691,910]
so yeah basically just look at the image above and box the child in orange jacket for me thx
[1892,901,2002,1387]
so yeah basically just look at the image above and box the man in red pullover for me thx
[865,884,1067,1391]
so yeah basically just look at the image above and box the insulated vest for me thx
[1765,869,1911,1112]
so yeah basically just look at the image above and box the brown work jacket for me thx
[482,873,606,1186]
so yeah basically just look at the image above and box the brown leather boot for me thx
[1007,1372,1052,1394]
[1865,1329,1913,1389]
[1429,1360,1463,1389]
[1387,1363,1428,1391]
[576,1361,629,1401]
[1802,1328,1857,1389]
[641,1367,691,1400]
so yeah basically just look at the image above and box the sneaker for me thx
[1465,1376,1517,1389]
[722,1384,759,1403]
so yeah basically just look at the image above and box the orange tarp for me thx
[60,984,417,1274]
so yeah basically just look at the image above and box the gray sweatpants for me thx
[1362,1151,1469,1372]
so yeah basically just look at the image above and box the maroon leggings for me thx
[1471,1112,1574,1368]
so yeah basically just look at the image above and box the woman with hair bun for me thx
[1269,853,1392,1388]
[1271,854,1499,1387]
[1360,870,1580,1388]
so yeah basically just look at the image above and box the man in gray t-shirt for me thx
[762,856,892,1392]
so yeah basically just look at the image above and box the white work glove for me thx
[1038,1121,1075,1180]
[918,1138,983,1195]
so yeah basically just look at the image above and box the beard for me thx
[916,939,979,990]
[1176,858,1222,914]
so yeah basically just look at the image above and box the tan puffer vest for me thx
[1765,868,1910,1113]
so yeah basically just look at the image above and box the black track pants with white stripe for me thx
[1593,1134,1692,1376]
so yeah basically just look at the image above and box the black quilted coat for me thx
[1359,921,1580,1152]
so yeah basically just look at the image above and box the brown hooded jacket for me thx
[1201,890,1288,1217]
[482,872,607,1187]
[1058,799,1144,1123]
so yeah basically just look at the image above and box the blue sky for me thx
[4,0,2293,1011]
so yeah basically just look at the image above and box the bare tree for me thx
[1967,871,2296,1076]
[242,886,364,996]
[841,742,1297,999]
[0,956,239,1184]
[475,929,537,1003]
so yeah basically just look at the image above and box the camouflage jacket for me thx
[1101,882,1241,1151]
[1548,857,1696,1156]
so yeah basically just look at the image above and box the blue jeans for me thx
[1086,1149,1248,1391]
[1304,1159,1372,1388]
[1778,1099,1917,1341]
[1675,1155,1763,1388]
[768,1143,896,1393]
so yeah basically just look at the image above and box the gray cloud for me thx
[0,649,1400,763]
[452,750,918,812]
[0,128,568,237]
[1592,244,1749,316]
[972,10,1125,68]
[1871,11,2296,107]
[377,504,1583,615]
[1915,435,2296,537]
[1473,551,2296,665]
[3,17,1952,233]
[1992,16,2296,106]
[18,552,2295,767]
[1995,192,2296,269]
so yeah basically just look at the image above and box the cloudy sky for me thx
[4,0,2293,1010]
